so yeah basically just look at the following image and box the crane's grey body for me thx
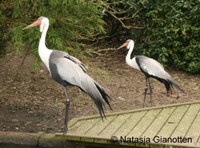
[23,16,111,132]
[135,55,165,77]
[49,50,87,86]
[49,50,110,116]
[118,39,184,107]
[135,55,183,92]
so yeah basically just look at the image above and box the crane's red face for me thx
[23,19,41,30]
[117,41,129,49]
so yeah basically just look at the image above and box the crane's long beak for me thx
[22,20,41,30]
[117,42,128,49]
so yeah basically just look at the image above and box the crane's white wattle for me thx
[126,57,140,71]
[125,40,140,71]
[38,17,52,72]
[40,23,44,32]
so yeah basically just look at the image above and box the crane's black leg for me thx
[143,77,148,107]
[64,87,70,134]
[148,78,153,106]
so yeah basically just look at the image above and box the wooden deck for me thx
[60,100,200,148]
[0,101,200,148]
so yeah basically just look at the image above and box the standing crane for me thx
[23,16,112,132]
[118,39,184,107]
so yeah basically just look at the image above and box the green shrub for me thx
[0,0,105,59]
[1,0,199,73]
[104,0,200,73]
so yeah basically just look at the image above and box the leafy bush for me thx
[0,0,105,59]
[104,0,200,73]
[0,0,199,73]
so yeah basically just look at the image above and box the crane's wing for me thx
[64,55,88,72]
[49,55,111,118]
[136,55,168,79]
[49,50,87,72]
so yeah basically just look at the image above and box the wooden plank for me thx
[66,101,200,124]
[157,105,189,137]
[0,132,76,148]
[84,115,117,137]
[98,114,132,138]
[171,103,200,138]
[68,118,80,128]
[142,107,176,139]
[68,118,101,135]
[64,102,200,147]
[127,109,162,137]
[113,111,148,137]
[68,120,86,134]
[0,131,40,146]
[185,110,200,146]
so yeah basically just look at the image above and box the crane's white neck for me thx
[126,42,135,64]
[125,41,140,71]
[38,20,52,71]
[39,21,48,50]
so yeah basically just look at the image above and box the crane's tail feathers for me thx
[167,79,185,93]
[93,99,106,120]
[91,82,112,121]
[94,82,112,110]
[155,76,184,94]
[84,80,112,120]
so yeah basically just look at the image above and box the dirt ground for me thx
[0,50,199,133]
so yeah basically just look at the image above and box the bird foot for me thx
[62,125,68,135]
[167,93,179,99]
